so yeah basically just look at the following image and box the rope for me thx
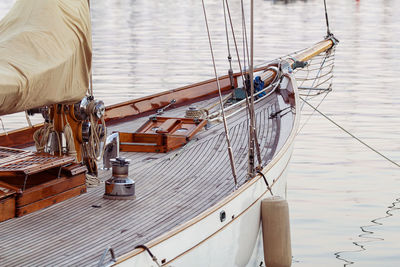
[0,117,7,135]
[83,101,107,174]
[300,97,400,168]
[201,0,238,188]
[185,109,205,119]
[86,172,100,187]
[297,87,330,134]
[257,170,273,196]
[33,122,54,152]
[25,111,33,128]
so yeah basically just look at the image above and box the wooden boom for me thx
[260,38,335,85]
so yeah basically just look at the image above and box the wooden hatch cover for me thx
[119,117,207,153]
[0,152,76,177]
[0,147,87,220]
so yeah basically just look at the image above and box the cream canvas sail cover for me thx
[0,0,92,116]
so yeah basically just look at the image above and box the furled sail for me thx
[0,0,92,116]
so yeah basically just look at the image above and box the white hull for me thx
[116,146,293,267]
[115,74,299,267]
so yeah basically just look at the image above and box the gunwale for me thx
[0,89,286,266]
[0,38,334,266]
[115,71,301,266]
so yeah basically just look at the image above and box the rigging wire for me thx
[323,0,332,36]
[300,97,400,169]
[224,0,246,82]
[299,50,330,111]
[297,88,330,134]
[247,0,257,177]
[223,0,263,169]
[201,0,238,188]
[222,0,233,78]
[241,0,250,68]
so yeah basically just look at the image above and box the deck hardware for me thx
[257,170,273,196]
[46,131,60,154]
[134,245,161,267]
[156,99,176,115]
[93,100,106,119]
[119,117,207,153]
[220,210,226,222]
[57,165,63,178]
[22,174,28,191]
[81,121,91,142]
[269,107,291,119]
[103,132,119,169]
[104,157,135,200]
[97,246,116,267]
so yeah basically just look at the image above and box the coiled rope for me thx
[33,122,59,153]
[83,101,107,173]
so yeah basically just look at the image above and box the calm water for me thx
[1,0,399,266]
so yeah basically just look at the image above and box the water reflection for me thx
[0,0,400,266]
[334,198,400,266]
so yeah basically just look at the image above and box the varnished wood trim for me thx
[16,185,86,217]
[115,76,301,265]
[0,125,42,148]
[16,174,86,206]
[104,76,236,123]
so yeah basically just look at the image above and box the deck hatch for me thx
[0,152,75,176]
[119,117,207,153]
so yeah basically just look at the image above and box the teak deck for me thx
[0,92,286,266]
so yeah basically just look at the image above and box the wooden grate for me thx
[0,147,32,165]
[0,153,75,176]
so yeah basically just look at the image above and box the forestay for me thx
[0,0,92,116]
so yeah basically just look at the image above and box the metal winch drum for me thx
[104,157,136,200]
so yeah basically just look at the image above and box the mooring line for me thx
[300,97,400,168]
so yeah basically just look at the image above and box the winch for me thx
[104,157,136,200]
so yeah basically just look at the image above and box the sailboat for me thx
[0,0,338,266]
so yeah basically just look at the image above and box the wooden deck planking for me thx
[0,93,285,266]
